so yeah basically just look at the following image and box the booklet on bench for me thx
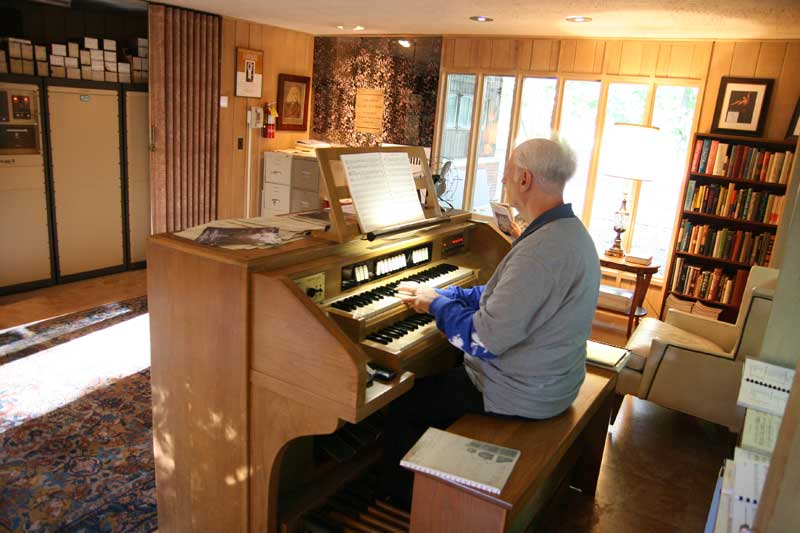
[400,427,520,495]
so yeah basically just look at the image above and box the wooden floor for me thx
[0,270,147,330]
[0,271,732,532]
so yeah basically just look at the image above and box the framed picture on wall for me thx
[277,74,311,131]
[711,77,774,137]
[786,97,800,141]
[235,48,263,98]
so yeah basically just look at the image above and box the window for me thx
[515,77,557,146]
[631,86,699,274]
[558,80,601,218]
[471,75,516,214]
[439,74,476,209]
[588,82,649,251]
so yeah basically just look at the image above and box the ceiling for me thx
[162,0,800,39]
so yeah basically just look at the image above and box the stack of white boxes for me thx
[262,150,322,217]
[0,35,142,83]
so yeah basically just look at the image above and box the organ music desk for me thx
[148,208,511,532]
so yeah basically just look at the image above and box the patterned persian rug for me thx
[0,297,157,532]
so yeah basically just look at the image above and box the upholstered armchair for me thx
[615,266,778,432]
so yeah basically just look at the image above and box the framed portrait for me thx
[235,48,263,98]
[711,77,774,137]
[277,74,311,131]
[787,97,800,141]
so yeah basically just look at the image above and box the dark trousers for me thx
[379,365,485,507]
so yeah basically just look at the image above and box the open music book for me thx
[400,427,520,495]
[340,152,426,233]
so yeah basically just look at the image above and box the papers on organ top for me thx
[340,152,426,233]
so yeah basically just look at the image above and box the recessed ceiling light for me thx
[566,16,592,22]
[336,24,366,31]
[469,16,493,23]
[398,39,411,48]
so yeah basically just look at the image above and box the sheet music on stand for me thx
[340,152,426,233]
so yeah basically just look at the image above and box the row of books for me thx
[670,259,747,304]
[691,138,794,184]
[675,222,774,266]
[685,181,784,224]
[664,293,722,319]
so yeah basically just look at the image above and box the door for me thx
[125,89,150,265]
[48,85,123,277]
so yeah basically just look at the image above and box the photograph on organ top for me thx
[195,226,280,246]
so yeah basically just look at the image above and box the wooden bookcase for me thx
[661,132,795,323]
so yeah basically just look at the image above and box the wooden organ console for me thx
[148,147,513,532]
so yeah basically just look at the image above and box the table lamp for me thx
[598,123,662,258]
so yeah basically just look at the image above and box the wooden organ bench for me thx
[408,367,617,532]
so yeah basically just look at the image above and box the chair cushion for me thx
[624,317,727,372]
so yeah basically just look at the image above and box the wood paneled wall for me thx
[441,37,800,141]
[441,37,713,79]
[217,18,314,219]
[698,41,800,139]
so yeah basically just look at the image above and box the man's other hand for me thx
[397,283,439,313]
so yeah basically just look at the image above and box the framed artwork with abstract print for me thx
[787,97,800,142]
[277,74,311,131]
[711,77,774,137]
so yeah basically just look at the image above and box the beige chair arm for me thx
[665,308,738,353]
[635,336,732,399]
[646,341,745,431]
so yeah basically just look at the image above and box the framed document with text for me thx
[235,48,263,98]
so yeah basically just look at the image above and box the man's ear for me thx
[519,169,533,191]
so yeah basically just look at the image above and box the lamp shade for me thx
[599,123,663,182]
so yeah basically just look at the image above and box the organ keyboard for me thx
[325,263,476,319]
[362,313,440,356]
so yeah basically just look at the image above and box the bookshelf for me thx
[661,132,795,323]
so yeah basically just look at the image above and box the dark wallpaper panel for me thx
[312,37,441,147]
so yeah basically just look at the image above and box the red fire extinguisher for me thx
[263,103,276,139]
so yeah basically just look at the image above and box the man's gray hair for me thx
[511,136,577,192]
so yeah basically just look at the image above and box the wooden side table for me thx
[598,255,660,337]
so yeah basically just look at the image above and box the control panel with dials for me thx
[0,88,40,155]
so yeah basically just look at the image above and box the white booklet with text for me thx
[400,427,520,495]
[737,358,794,417]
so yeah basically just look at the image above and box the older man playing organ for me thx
[379,137,601,507]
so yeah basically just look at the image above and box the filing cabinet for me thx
[262,149,321,216]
